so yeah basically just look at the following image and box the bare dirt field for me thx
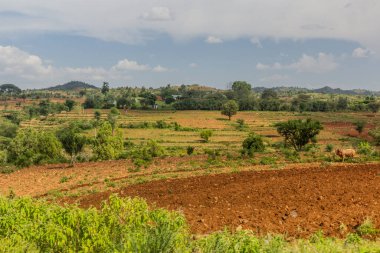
[64,163,380,238]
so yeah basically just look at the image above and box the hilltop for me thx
[46,81,98,91]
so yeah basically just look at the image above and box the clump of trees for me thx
[57,124,87,166]
[275,119,323,151]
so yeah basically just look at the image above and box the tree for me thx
[57,124,86,166]
[242,132,265,157]
[8,128,62,167]
[64,99,76,112]
[107,107,120,134]
[101,82,110,94]
[261,89,278,100]
[93,122,124,160]
[221,100,239,120]
[94,110,102,137]
[275,119,323,151]
[368,102,380,113]
[200,130,213,143]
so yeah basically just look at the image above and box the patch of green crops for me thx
[0,195,379,253]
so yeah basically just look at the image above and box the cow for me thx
[335,148,356,161]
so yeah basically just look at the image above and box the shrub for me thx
[357,142,373,155]
[242,132,265,157]
[186,146,195,155]
[325,144,334,152]
[369,128,380,146]
[92,122,124,160]
[354,121,366,134]
[200,130,213,143]
[0,195,189,252]
[8,128,63,167]
[0,120,18,138]
[275,118,323,151]
[0,150,7,164]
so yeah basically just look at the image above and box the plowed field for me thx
[66,163,380,237]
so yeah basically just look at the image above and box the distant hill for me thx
[46,81,98,91]
[253,86,380,96]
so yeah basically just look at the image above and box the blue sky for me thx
[0,1,379,90]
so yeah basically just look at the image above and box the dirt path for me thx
[65,163,380,238]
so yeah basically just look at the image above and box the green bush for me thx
[0,120,18,138]
[8,128,63,167]
[357,142,373,155]
[200,130,213,143]
[369,128,380,146]
[325,144,334,152]
[0,149,7,164]
[92,122,124,160]
[0,195,189,252]
[275,118,323,151]
[186,146,195,155]
[354,121,366,134]
[242,132,265,157]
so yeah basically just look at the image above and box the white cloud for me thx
[152,65,169,72]
[189,63,198,68]
[257,53,338,73]
[1,1,380,52]
[205,36,223,44]
[0,45,53,79]
[352,47,372,58]
[0,45,173,87]
[140,6,173,21]
[113,59,150,71]
[250,37,262,48]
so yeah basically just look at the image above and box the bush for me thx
[8,128,63,167]
[369,128,380,146]
[325,144,334,152]
[275,118,323,151]
[0,195,189,252]
[92,122,124,160]
[200,130,213,143]
[242,133,265,157]
[0,120,18,138]
[354,121,366,134]
[186,146,195,155]
[0,150,7,164]
[357,142,373,155]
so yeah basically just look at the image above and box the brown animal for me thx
[335,148,356,161]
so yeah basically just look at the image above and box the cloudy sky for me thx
[0,0,379,90]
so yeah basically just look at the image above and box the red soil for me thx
[66,163,380,238]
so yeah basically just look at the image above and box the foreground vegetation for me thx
[1,195,379,252]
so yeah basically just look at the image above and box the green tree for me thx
[107,107,120,134]
[369,128,380,146]
[64,99,76,111]
[101,82,110,94]
[200,130,213,143]
[221,100,239,120]
[93,122,124,160]
[57,124,87,166]
[8,128,62,167]
[275,119,323,151]
[368,102,380,113]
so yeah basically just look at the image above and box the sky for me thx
[0,0,379,90]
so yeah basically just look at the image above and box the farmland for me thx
[1,86,380,251]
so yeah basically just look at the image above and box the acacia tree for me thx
[221,100,239,120]
[275,118,323,151]
[57,124,87,166]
